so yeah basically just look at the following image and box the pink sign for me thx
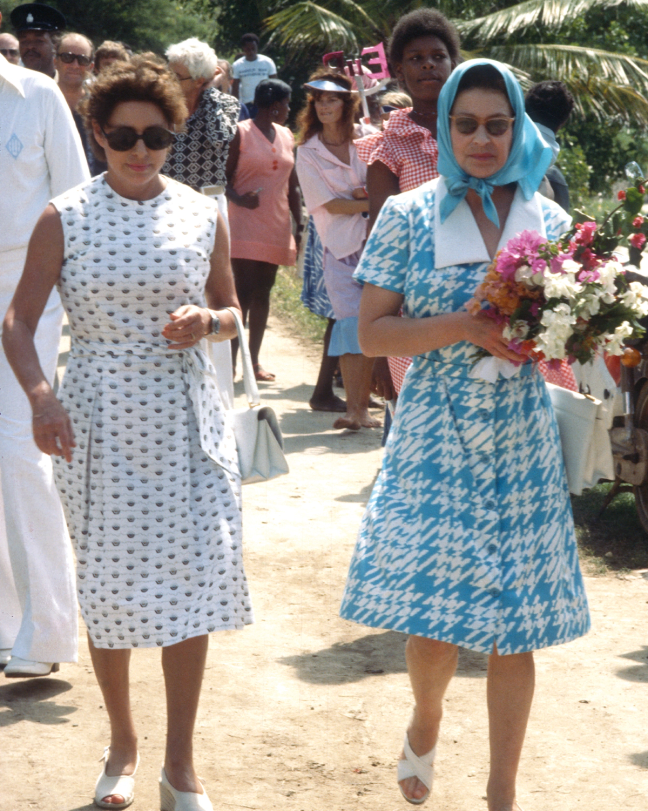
[361,42,390,80]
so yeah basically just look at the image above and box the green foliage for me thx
[0,0,216,53]
[557,140,591,210]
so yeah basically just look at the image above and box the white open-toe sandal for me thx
[94,747,139,809]
[397,733,436,805]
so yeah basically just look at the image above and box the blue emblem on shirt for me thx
[6,134,23,159]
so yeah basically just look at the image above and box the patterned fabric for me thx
[162,88,239,191]
[301,216,334,319]
[50,175,253,649]
[355,108,439,193]
[339,184,590,655]
[538,359,579,391]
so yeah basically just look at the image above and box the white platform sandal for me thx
[94,747,139,809]
[397,733,436,805]
[159,767,213,811]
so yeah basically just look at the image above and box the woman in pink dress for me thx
[226,79,303,381]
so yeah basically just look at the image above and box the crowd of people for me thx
[1,4,593,811]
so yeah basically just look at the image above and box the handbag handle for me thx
[225,307,260,407]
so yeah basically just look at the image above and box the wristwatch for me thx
[208,312,221,336]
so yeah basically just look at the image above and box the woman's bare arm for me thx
[367,160,400,232]
[322,197,369,215]
[358,283,523,362]
[162,210,242,348]
[2,204,75,460]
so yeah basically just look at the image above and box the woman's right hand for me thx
[462,310,524,362]
[233,191,260,210]
[31,387,76,462]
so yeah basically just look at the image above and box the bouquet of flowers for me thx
[466,173,648,370]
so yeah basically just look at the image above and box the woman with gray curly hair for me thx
[163,37,242,408]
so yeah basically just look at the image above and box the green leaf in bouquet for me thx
[623,187,644,217]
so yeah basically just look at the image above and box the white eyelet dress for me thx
[51,175,253,649]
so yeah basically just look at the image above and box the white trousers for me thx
[0,250,78,661]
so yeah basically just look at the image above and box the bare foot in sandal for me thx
[253,364,275,382]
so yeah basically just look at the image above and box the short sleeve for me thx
[295,149,335,213]
[353,196,411,293]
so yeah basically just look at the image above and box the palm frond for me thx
[486,43,648,92]
[264,1,381,53]
[457,0,648,44]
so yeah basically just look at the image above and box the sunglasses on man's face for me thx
[0,48,19,58]
[450,116,515,136]
[57,51,93,66]
[100,125,176,152]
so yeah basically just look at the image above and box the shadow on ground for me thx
[279,631,488,685]
[616,646,648,682]
[0,677,75,727]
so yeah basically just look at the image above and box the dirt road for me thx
[2,316,648,810]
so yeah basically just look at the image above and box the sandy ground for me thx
[2,315,648,811]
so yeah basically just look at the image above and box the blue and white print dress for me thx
[340,178,590,655]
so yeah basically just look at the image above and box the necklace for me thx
[320,134,346,147]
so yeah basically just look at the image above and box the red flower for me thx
[618,190,627,200]
[630,232,647,250]
[639,185,645,194]
[633,215,644,227]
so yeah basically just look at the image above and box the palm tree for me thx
[263,0,648,125]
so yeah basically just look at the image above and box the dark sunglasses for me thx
[449,115,515,136]
[0,48,19,58]
[100,125,176,151]
[57,51,93,66]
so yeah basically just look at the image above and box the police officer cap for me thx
[11,3,66,32]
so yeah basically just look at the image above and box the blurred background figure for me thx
[525,80,575,212]
[0,6,88,678]
[11,1,65,78]
[163,37,240,407]
[231,32,277,117]
[0,30,19,64]
[93,39,129,74]
[226,79,301,382]
[55,32,95,171]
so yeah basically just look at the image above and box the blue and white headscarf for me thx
[436,58,553,226]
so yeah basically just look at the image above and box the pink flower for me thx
[633,215,644,227]
[574,221,597,247]
[639,185,645,194]
[630,232,646,250]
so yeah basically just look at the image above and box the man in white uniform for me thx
[0,10,89,677]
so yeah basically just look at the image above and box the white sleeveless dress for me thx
[51,175,253,649]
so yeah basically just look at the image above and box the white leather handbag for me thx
[546,382,614,496]
[226,308,289,485]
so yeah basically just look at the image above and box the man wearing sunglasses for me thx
[56,33,96,172]
[10,2,65,79]
[0,31,20,65]
[0,7,89,678]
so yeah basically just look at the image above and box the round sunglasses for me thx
[450,116,515,137]
[100,125,176,152]
[57,51,93,66]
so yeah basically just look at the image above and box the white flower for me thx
[622,281,648,316]
[542,272,583,301]
[575,293,601,318]
[503,320,529,341]
[535,303,577,359]
[605,321,634,355]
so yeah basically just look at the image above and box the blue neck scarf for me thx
[437,59,553,227]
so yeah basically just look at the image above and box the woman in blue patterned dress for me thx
[340,60,590,810]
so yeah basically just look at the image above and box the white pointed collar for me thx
[433,177,546,269]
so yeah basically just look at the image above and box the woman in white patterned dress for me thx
[3,57,249,811]
[340,60,590,810]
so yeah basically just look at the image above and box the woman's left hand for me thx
[162,305,210,349]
